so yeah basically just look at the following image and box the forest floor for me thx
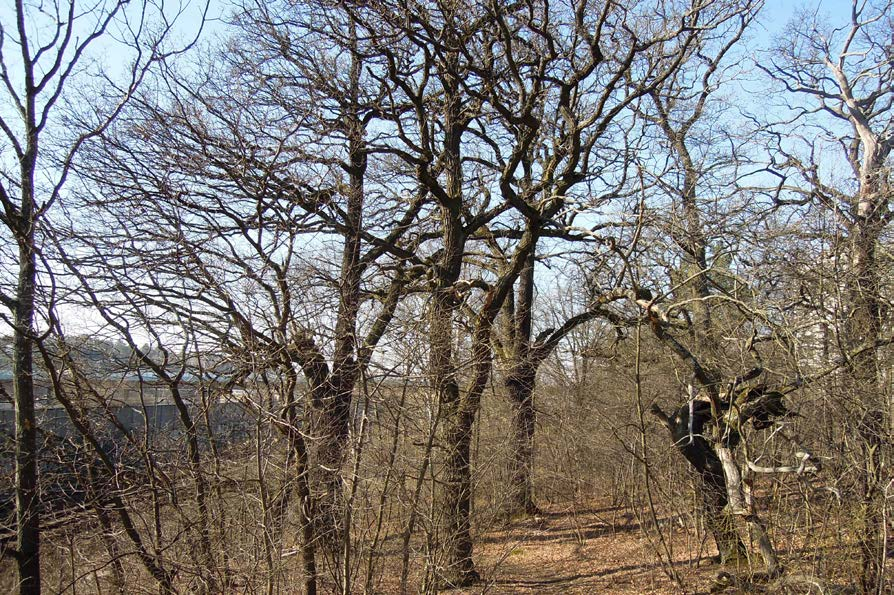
[410,499,862,595]
[0,494,867,593]
[448,502,721,594]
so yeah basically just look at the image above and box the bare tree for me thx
[227,0,427,561]
[489,0,767,525]
[760,1,893,589]
[8,1,892,592]
[347,0,754,585]
[53,2,431,589]
[632,0,772,568]
[0,1,202,591]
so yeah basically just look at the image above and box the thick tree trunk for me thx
[716,446,778,574]
[857,411,884,595]
[312,91,366,552]
[679,440,748,565]
[440,408,479,586]
[312,384,352,550]
[439,278,525,587]
[652,404,747,565]
[430,272,480,587]
[505,369,538,516]
[501,245,542,517]
[427,90,482,584]
[427,197,484,586]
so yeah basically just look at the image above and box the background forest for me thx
[0,0,892,593]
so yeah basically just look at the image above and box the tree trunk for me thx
[13,139,40,594]
[440,408,479,586]
[438,286,520,587]
[503,247,540,517]
[679,440,747,565]
[310,35,367,556]
[716,446,778,574]
[311,384,351,550]
[505,369,538,516]
[14,235,40,595]
[652,404,747,565]
[849,217,885,594]
[294,426,318,595]
[429,270,479,587]
[280,368,318,594]
[427,88,481,584]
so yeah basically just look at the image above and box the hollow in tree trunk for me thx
[651,403,747,565]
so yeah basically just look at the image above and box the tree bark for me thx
[272,366,317,594]
[426,72,483,582]
[848,215,885,594]
[505,367,538,516]
[440,407,479,586]
[293,422,318,595]
[680,444,748,565]
[651,404,747,565]
[716,446,778,574]
[311,38,367,554]
[503,247,540,517]
[429,216,477,586]
[14,229,40,595]
[13,124,40,594]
